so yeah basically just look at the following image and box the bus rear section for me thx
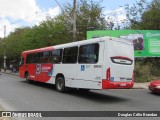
[102,38,134,89]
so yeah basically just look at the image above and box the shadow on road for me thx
[20,80,129,104]
[67,90,129,104]
[148,91,160,96]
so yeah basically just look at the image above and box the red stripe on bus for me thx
[102,80,134,89]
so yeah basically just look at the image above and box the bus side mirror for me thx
[19,61,22,67]
[19,57,24,67]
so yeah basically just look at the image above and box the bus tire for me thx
[56,77,65,92]
[25,73,30,83]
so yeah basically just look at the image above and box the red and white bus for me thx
[19,37,134,92]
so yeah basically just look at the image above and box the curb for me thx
[133,83,149,89]
[0,69,19,76]
[0,72,19,76]
[132,87,146,89]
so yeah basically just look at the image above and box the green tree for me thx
[125,0,160,30]
[140,0,160,30]
[58,0,107,40]
[0,0,107,65]
[5,28,31,60]
[125,0,149,29]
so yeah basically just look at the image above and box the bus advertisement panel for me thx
[87,30,160,57]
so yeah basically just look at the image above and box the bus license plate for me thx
[120,84,126,87]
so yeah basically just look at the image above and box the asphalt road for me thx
[0,73,160,120]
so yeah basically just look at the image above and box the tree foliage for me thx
[125,0,160,30]
[125,0,149,29]
[0,0,106,67]
[140,0,160,30]
[58,0,107,40]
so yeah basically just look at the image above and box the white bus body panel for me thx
[103,38,134,82]
[48,37,134,89]
[72,41,104,89]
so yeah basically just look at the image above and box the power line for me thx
[54,0,65,12]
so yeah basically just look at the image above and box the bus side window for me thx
[78,43,99,64]
[51,49,62,63]
[35,52,43,63]
[26,54,29,64]
[42,51,50,63]
[63,46,78,64]
[30,54,36,63]
[26,54,33,64]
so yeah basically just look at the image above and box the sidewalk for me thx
[0,69,19,76]
[134,82,149,89]
[0,69,149,89]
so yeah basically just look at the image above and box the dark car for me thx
[149,80,160,93]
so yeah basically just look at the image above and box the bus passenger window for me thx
[78,43,99,64]
[63,46,78,64]
[42,51,50,63]
[26,54,35,63]
[51,49,62,63]
[35,52,42,63]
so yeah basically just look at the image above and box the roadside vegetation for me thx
[0,0,160,82]
[135,58,160,82]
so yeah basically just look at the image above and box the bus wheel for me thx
[25,73,30,83]
[56,77,65,92]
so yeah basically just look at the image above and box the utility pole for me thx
[4,25,6,72]
[73,0,77,42]
[54,0,77,41]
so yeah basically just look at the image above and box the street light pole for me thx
[4,25,6,72]
[73,0,77,42]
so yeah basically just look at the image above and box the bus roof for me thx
[22,36,132,55]
[22,46,54,55]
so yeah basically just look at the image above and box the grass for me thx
[134,59,160,83]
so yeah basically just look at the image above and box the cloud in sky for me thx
[0,0,129,37]
[0,0,39,21]
[0,18,20,38]
[0,0,60,37]
[105,7,128,29]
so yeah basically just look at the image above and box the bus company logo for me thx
[2,112,11,117]
[81,65,85,71]
[36,64,41,75]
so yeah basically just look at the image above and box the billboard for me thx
[87,30,160,57]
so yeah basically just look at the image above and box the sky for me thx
[0,0,150,38]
